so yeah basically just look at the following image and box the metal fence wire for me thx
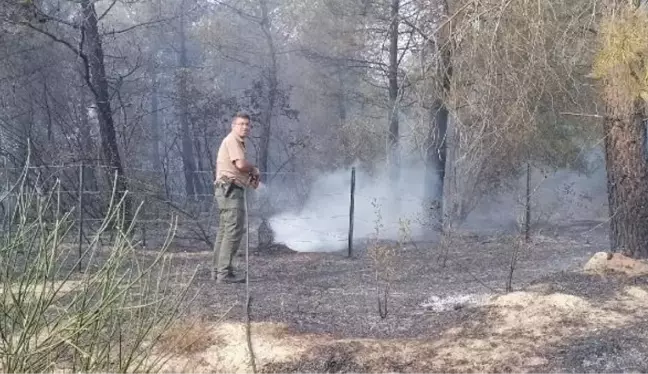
[0,163,366,264]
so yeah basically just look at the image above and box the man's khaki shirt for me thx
[215,132,249,188]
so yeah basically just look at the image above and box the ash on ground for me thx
[420,293,492,312]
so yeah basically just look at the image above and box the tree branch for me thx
[21,22,80,55]
[32,3,80,29]
[97,0,119,21]
[77,21,99,100]
[212,0,262,23]
[100,16,177,37]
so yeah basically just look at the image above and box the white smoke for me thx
[463,150,608,232]
[265,150,608,253]
[268,162,434,252]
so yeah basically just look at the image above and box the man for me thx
[212,112,260,283]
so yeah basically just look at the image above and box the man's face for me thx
[232,117,251,138]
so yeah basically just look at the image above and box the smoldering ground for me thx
[264,163,432,252]
[261,151,607,253]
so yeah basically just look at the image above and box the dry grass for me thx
[161,322,314,373]
[583,251,648,277]
[157,315,219,356]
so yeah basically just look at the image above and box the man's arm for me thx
[234,158,256,173]
[226,139,257,173]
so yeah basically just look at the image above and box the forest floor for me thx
[152,219,648,373]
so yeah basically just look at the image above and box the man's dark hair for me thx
[233,112,250,121]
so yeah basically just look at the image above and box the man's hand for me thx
[249,173,260,189]
[250,167,260,188]
[248,167,260,189]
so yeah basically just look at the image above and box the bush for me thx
[0,166,196,373]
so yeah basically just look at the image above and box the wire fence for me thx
[0,157,613,289]
[0,162,381,259]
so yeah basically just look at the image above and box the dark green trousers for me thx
[213,182,245,278]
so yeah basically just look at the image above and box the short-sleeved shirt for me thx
[215,132,249,187]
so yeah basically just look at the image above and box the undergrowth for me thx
[0,162,196,373]
[367,199,411,318]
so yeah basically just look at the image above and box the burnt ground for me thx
[144,218,648,372]
[178,220,607,339]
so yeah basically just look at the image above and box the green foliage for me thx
[593,5,648,104]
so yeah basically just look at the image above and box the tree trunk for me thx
[177,5,202,198]
[258,0,277,176]
[150,58,162,173]
[255,0,279,249]
[41,78,53,141]
[424,46,451,214]
[387,0,400,183]
[426,0,451,223]
[425,99,447,213]
[336,67,347,126]
[258,77,275,175]
[80,0,130,222]
[77,83,97,192]
[194,136,209,198]
[524,162,531,242]
[441,115,460,231]
[603,97,648,258]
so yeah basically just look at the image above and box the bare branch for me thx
[21,22,80,55]
[97,0,118,21]
[32,3,80,29]
[212,0,262,23]
[100,16,177,37]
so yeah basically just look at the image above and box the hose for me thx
[243,188,257,373]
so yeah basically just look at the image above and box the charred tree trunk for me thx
[77,83,97,192]
[148,0,162,174]
[425,0,452,224]
[150,59,162,173]
[177,5,202,199]
[524,162,531,242]
[80,0,131,222]
[441,115,459,231]
[387,0,400,183]
[41,77,53,142]
[258,0,277,176]
[603,97,648,258]
[336,67,347,126]
[258,77,275,176]
[425,49,451,214]
[425,99,447,213]
[194,137,209,196]
[255,0,279,249]
[336,67,352,164]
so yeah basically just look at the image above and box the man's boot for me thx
[216,273,246,284]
